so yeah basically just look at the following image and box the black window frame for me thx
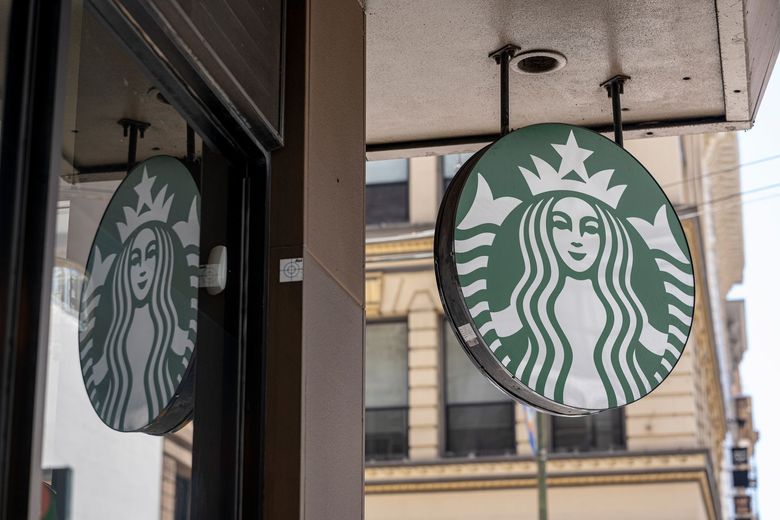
[0,1,274,518]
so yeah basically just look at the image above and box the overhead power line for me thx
[661,153,780,188]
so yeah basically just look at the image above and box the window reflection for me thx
[41,5,197,519]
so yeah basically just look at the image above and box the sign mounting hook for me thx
[489,44,521,137]
[600,75,631,147]
[118,118,151,172]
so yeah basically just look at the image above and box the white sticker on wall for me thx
[279,257,304,283]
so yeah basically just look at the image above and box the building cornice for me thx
[365,450,719,520]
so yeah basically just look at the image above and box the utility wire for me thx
[684,186,780,220]
[700,181,780,207]
[661,153,780,188]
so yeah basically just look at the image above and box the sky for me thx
[735,66,780,517]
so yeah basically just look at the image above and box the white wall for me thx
[42,305,163,520]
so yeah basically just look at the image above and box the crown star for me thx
[517,132,627,209]
[116,166,175,242]
[552,131,593,180]
[134,168,156,212]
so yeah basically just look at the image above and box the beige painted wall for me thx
[625,136,686,205]
[409,156,440,225]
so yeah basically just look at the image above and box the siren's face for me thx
[550,197,601,274]
[129,228,158,303]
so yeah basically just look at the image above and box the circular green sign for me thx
[78,156,200,433]
[435,124,694,415]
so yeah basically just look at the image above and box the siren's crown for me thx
[517,130,626,209]
[116,167,174,242]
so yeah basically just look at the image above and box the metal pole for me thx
[186,123,196,162]
[537,412,549,520]
[609,82,623,147]
[499,52,510,136]
[127,126,139,168]
[600,75,630,148]
[489,44,520,137]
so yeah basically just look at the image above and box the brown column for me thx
[265,0,365,519]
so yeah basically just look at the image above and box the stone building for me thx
[362,133,757,520]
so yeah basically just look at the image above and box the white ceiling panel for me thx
[366,0,779,156]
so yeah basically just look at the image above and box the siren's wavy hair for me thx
[97,221,180,430]
[511,194,652,407]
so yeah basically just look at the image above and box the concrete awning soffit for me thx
[365,0,780,158]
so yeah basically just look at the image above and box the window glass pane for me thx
[365,321,409,461]
[591,409,625,451]
[43,6,198,518]
[551,408,625,453]
[446,402,515,457]
[442,153,473,180]
[444,322,510,404]
[366,158,408,185]
[550,415,591,452]
[366,183,408,225]
[444,321,514,457]
[365,408,408,461]
[365,159,409,226]
[366,322,408,407]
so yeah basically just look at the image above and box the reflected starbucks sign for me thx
[435,124,695,415]
[79,156,200,433]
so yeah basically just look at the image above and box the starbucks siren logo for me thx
[436,124,694,414]
[79,156,200,432]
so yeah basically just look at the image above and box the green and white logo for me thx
[78,156,200,433]
[435,124,694,414]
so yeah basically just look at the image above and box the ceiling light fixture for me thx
[511,50,567,75]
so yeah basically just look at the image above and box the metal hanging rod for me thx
[489,44,521,137]
[600,75,630,148]
[117,118,151,171]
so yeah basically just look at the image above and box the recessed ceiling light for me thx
[511,50,567,75]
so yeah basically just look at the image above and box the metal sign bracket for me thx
[117,118,151,171]
[489,44,521,136]
[600,75,631,147]
[198,245,228,295]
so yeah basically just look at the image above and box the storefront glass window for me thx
[41,6,198,519]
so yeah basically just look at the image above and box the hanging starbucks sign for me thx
[435,124,695,415]
[79,156,200,433]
